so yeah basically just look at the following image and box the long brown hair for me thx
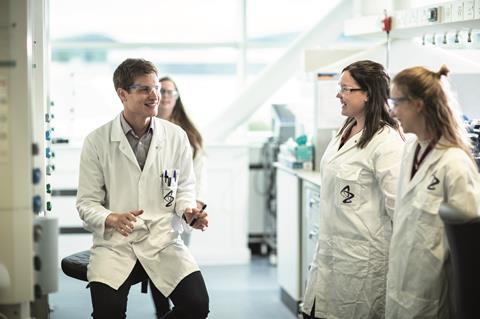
[159,76,203,157]
[392,65,472,157]
[338,60,399,148]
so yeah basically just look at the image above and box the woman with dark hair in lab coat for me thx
[386,65,480,318]
[302,60,404,319]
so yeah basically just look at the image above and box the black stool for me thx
[439,203,480,319]
[61,250,148,293]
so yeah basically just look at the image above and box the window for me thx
[49,0,339,140]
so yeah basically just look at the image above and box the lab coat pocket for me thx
[406,193,446,301]
[305,237,333,312]
[334,166,369,211]
[331,237,370,315]
[412,193,445,262]
[413,193,443,233]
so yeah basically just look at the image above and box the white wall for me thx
[450,74,480,118]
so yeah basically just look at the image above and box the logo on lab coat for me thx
[427,174,440,190]
[164,190,175,207]
[340,185,355,203]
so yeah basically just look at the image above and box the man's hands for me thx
[106,209,144,237]
[106,207,208,236]
[183,207,208,231]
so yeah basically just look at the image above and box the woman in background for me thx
[302,60,404,319]
[157,76,207,242]
[386,65,480,318]
[154,76,207,318]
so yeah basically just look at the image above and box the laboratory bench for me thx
[274,163,321,316]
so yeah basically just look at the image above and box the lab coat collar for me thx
[119,112,154,138]
[111,114,139,169]
[110,114,166,172]
[142,120,167,172]
[326,130,362,163]
[400,138,446,199]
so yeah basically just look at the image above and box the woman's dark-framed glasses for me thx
[337,85,364,94]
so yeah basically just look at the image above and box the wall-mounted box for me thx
[464,0,475,20]
[344,1,479,38]
[443,3,453,22]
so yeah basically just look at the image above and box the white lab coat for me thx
[181,148,207,244]
[76,114,198,296]
[302,125,404,319]
[193,148,207,204]
[386,137,480,318]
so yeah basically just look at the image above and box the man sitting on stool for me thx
[76,58,209,319]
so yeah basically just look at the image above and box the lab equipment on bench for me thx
[278,135,314,170]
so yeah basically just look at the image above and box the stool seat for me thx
[61,250,149,293]
[61,250,90,282]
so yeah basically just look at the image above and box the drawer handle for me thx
[308,198,320,207]
[308,229,319,240]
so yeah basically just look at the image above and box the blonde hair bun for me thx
[438,64,450,77]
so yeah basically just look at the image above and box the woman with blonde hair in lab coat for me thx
[157,76,207,239]
[154,76,207,317]
[386,65,480,318]
[302,60,404,319]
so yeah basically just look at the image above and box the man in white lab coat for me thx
[76,58,209,319]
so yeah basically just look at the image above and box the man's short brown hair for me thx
[113,58,158,91]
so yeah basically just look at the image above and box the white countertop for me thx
[274,162,321,186]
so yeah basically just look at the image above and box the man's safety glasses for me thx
[128,85,160,95]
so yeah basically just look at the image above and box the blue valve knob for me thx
[32,168,42,184]
[33,195,42,213]
[45,147,54,158]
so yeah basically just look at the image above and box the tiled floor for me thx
[50,256,297,319]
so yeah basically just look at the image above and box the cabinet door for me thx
[276,169,301,300]
[301,181,321,295]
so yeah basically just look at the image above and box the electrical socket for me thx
[426,7,440,23]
